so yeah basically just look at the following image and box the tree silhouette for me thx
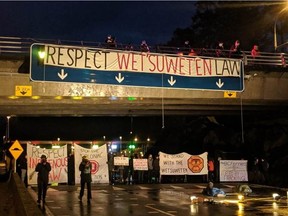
[167,1,285,52]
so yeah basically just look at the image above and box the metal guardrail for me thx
[0,36,287,68]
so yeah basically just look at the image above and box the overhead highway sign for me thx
[30,43,244,92]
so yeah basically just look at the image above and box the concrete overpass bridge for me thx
[0,36,288,117]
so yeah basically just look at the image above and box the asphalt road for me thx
[27,183,288,216]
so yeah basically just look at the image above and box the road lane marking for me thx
[139,186,150,190]
[194,185,206,189]
[27,187,54,216]
[115,198,124,201]
[146,205,176,216]
[170,185,184,189]
[113,186,125,190]
[47,188,58,192]
[129,197,138,200]
[222,184,235,188]
[50,206,62,209]
[167,211,177,214]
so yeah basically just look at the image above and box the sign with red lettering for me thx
[27,144,68,185]
[74,144,109,184]
[133,159,148,171]
[30,43,244,92]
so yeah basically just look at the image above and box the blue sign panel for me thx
[30,43,244,92]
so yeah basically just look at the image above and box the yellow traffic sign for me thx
[224,91,237,98]
[9,140,24,160]
[15,85,32,96]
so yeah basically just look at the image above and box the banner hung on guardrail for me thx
[41,44,241,78]
[219,160,248,182]
[74,144,109,184]
[30,43,244,91]
[159,152,208,175]
[27,144,68,185]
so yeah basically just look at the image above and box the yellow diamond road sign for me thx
[9,140,24,160]
[15,85,32,96]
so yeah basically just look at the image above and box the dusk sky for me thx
[0,1,196,46]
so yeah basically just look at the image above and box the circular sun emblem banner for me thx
[159,152,208,175]
[74,144,109,184]
[187,155,204,173]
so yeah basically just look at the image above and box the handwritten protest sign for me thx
[27,144,68,185]
[133,159,148,170]
[74,144,109,184]
[220,160,248,182]
[160,152,208,175]
[114,156,129,166]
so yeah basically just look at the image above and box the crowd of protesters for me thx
[103,34,263,60]
[7,144,269,186]
[108,153,161,185]
[248,157,269,184]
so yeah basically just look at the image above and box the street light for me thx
[6,116,11,142]
[119,136,122,152]
[274,3,288,51]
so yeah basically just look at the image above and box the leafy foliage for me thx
[168,1,287,52]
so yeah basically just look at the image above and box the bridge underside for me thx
[0,59,288,117]
[0,96,287,117]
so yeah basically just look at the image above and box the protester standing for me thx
[35,154,51,204]
[79,156,92,203]
[208,158,215,182]
[229,40,242,58]
[153,155,160,183]
[147,154,153,183]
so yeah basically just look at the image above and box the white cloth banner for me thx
[74,145,109,184]
[160,152,208,175]
[27,144,68,185]
[220,160,248,182]
[133,159,148,171]
[44,44,241,78]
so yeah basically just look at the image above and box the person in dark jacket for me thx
[35,154,51,204]
[19,154,28,186]
[153,155,160,183]
[229,40,242,58]
[78,156,92,203]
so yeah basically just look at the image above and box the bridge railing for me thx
[0,36,287,69]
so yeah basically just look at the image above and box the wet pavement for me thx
[27,183,288,216]
[0,181,16,216]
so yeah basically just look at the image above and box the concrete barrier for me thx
[10,173,43,216]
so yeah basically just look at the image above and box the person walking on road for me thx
[19,154,28,187]
[35,154,51,204]
[79,156,92,204]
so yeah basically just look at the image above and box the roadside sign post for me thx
[30,43,244,92]
[9,140,24,173]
